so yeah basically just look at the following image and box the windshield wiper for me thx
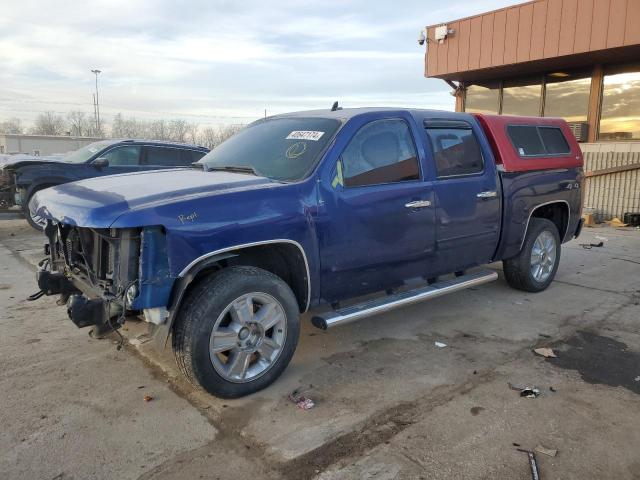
[206,165,259,176]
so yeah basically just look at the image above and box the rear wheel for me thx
[503,218,561,292]
[172,266,300,398]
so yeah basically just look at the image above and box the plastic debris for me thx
[289,389,315,410]
[508,382,541,398]
[534,445,558,457]
[534,347,557,358]
[434,341,447,348]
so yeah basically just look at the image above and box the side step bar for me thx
[311,269,498,330]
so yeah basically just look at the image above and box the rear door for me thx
[424,119,501,274]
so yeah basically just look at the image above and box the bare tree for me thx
[168,119,189,142]
[149,119,169,140]
[31,111,66,136]
[197,124,244,149]
[66,111,93,136]
[185,122,199,144]
[0,118,23,134]
[112,113,146,138]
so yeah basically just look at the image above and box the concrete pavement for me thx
[1,216,639,479]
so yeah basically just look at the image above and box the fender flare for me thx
[519,200,570,250]
[151,239,311,349]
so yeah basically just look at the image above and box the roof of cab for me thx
[271,107,475,122]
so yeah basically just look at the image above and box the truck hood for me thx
[32,168,276,227]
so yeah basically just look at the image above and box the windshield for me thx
[63,140,114,163]
[198,117,342,181]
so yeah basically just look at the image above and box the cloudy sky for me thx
[0,0,520,127]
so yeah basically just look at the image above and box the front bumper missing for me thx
[36,262,118,330]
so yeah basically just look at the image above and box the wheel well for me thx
[183,243,309,313]
[27,183,57,200]
[530,202,568,240]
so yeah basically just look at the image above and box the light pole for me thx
[91,69,101,134]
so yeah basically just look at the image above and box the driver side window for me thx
[103,145,142,166]
[341,119,420,187]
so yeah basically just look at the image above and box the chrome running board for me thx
[311,269,498,330]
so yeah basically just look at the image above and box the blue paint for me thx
[33,108,583,311]
[131,226,174,310]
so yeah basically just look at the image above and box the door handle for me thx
[476,191,497,198]
[405,200,432,209]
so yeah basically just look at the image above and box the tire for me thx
[503,218,561,293]
[23,186,52,231]
[172,266,300,398]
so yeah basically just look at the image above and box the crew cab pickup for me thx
[1,139,208,230]
[31,108,583,398]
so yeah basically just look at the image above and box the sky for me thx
[0,0,521,128]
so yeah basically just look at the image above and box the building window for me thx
[464,83,500,114]
[544,73,590,123]
[599,71,640,141]
[502,78,542,116]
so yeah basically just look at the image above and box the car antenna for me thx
[331,101,341,111]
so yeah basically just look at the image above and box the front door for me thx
[318,116,436,303]
[424,119,501,274]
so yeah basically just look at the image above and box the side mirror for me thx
[92,157,109,168]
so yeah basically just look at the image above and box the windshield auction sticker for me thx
[286,131,325,141]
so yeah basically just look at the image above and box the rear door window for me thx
[507,125,571,156]
[186,150,207,163]
[425,124,483,177]
[145,146,189,166]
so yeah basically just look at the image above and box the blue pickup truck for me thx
[31,107,584,398]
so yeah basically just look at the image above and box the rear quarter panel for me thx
[495,168,583,260]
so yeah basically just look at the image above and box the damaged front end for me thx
[37,221,174,337]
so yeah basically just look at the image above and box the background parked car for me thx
[0,139,209,229]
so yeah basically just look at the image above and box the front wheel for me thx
[503,218,561,292]
[23,187,51,231]
[172,266,300,398]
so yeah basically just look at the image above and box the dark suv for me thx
[0,139,209,229]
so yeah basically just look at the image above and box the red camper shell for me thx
[474,114,583,173]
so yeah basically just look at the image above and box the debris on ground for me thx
[508,382,541,398]
[606,218,627,227]
[534,347,557,358]
[550,386,557,392]
[634,376,640,382]
[580,241,604,249]
[534,445,558,457]
[517,449,541,480]
[289,388,315,410]
[434,341,447,348]
[143,395,153,402]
